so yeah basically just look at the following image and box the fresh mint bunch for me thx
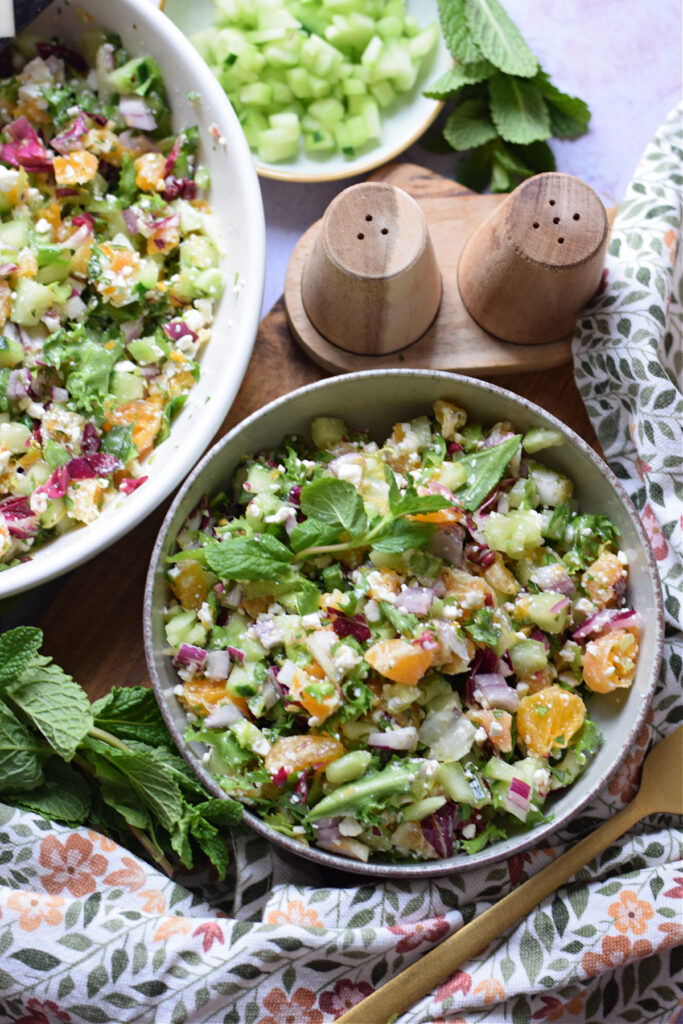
[0,628,241,879]
[424,0,591,192]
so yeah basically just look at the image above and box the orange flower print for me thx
[658,919,683,947]
[608,889,654,936]
[7,891,65,932]
[266,899,323,929]
[664,227,677,266]
[641,504,669,561]
[581,934,652,978]
[257,987,323,1024]
[137,890,167,914]
[87,830,118,852]
[39,834,108,898]
[472,979,505,1004]
[103,855,146,893]
[153,916,193,942]
[388,916,449,952]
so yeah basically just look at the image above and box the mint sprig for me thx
[426,0,590,192]
[0,628,241,879]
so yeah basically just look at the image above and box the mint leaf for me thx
[438,0,482,62]
[534,70,590,139]
[456,140,498,191]
[205,534,293,581]
[454,434,521,510]
[0,627,43,687]
[489,73,551,144]
[0,701,46,792]
[6,655,93,762]
[371,519,437,554]
[101,424,137,465]
[424,59,494,98]
[5,758,91,825]
[300,477,367,536]
[444,98,498,150]
[464,607,500,646]
[464,0,538,77]
[92,687,174,749]
[385,468,450,517]
[289,518,341,555]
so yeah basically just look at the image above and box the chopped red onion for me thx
[121,317,143,343]
[36,41,88,71]
[549,596,571,615]
[367,726,418,752]
[436,620,470,662]
[161,176,197,202]
[50,385,69,403]
[252,617,283,651]
[81,422,99,454]
[529,626,550,651]
[427,480,459,504]
[162,320,198,344]
[573,607,639,640]
[472,673,519,711]
[173,644,207,671]
[67,452,121,479]
[204,702,243,728]
[51,111,89,153]
[7,368,31,399]
[414,630,440,651]
[204,649,231,681]
[271,767,289,787]
[122,208,140,235]
[119,96,157,131]
[531,563,575,594]
[1,117,53,172]
[227,646,246,664]
[429,524,465,566]
[0,262,18,277]
[505,777,531,820]
[396,584,434,615]
[466,542,497,568]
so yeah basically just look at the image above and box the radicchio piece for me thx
[36,41,88,72]
[0,496,38,537]
[119,476,148,495]
[327,607,371,642]
[271,766,288,787]
[529,626,550,650]
[1,117,53,173]
[7,368,32,400]
[67,452,122,479]
[295,771,309,805]
[51,111,90,154]
[164,133,184,175]
[421,801,458,858]
[81,422,100,454]
[465,541,497,569]
[162,320,198,344]
[37,466,70,499]
[414,630,440,652]
[161,176,197,202]
[0,262,18,276]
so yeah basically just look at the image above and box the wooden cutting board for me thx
[10,163,601,702]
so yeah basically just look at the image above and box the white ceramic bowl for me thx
[144,370,663,877]
[0,0,265,600]
[163,0,452,183]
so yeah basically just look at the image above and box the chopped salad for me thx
[0,30,223,569]
[166,402,641,863]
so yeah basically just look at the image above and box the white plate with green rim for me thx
[162,0,452,183]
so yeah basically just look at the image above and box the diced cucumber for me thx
[0,420,31,453]
[402,796,447,821]
[227,662,262,698]
[436,461,468,491]
[110,370,145,404]
[528,463,574,507]
[311,416,346,449]
[509,639,548,677]
[369,79,396,107]
[523,591,570,634]
[0,217,30,249]
[305,129,336,153]
[438,762,490,807]
[245,490,281,526]
[325,749,372,785]
[484,509,545,559]
[165,609,207,649]
[483,758,517,784]
[0,334,23,369]
[11,278,54,326]
[128,336,165,366]
[180,235,219,271]
[224,610,266,662]
[246,462,279,494]
[523,427,565,454]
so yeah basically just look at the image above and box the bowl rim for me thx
[0,0,266,600]
[144,368,664,878]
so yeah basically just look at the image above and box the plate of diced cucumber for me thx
[162,0,451,181]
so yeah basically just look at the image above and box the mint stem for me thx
[88,724,130,752]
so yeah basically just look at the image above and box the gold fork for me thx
[337,724,683,1024]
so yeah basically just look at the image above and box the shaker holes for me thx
[365,214,372,221]
[357,233,364,240]
[573,213,580,220]
[381,227,388,235]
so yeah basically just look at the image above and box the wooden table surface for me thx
[22,295,598,703]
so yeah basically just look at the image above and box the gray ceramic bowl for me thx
[144,370,663,877]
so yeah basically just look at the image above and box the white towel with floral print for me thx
[0,106,681,1024]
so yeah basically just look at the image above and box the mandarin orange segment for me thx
[516,685,586,757]
[408,506,463,525]
[582,552,627,607]
[170,559,214,611]
[264,734,345,776]
[582,628,639,693]
[53,149,98,186]
[134,152,167,192]
[467,708,513,753]
[364,638,434,685]
[181,678,231,714]
[288,666,340,723]
[105,394,163,452]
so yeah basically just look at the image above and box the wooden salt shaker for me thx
[458,172,608,344]
[301,181,442,356]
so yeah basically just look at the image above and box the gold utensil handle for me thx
[336,798,645,1024]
